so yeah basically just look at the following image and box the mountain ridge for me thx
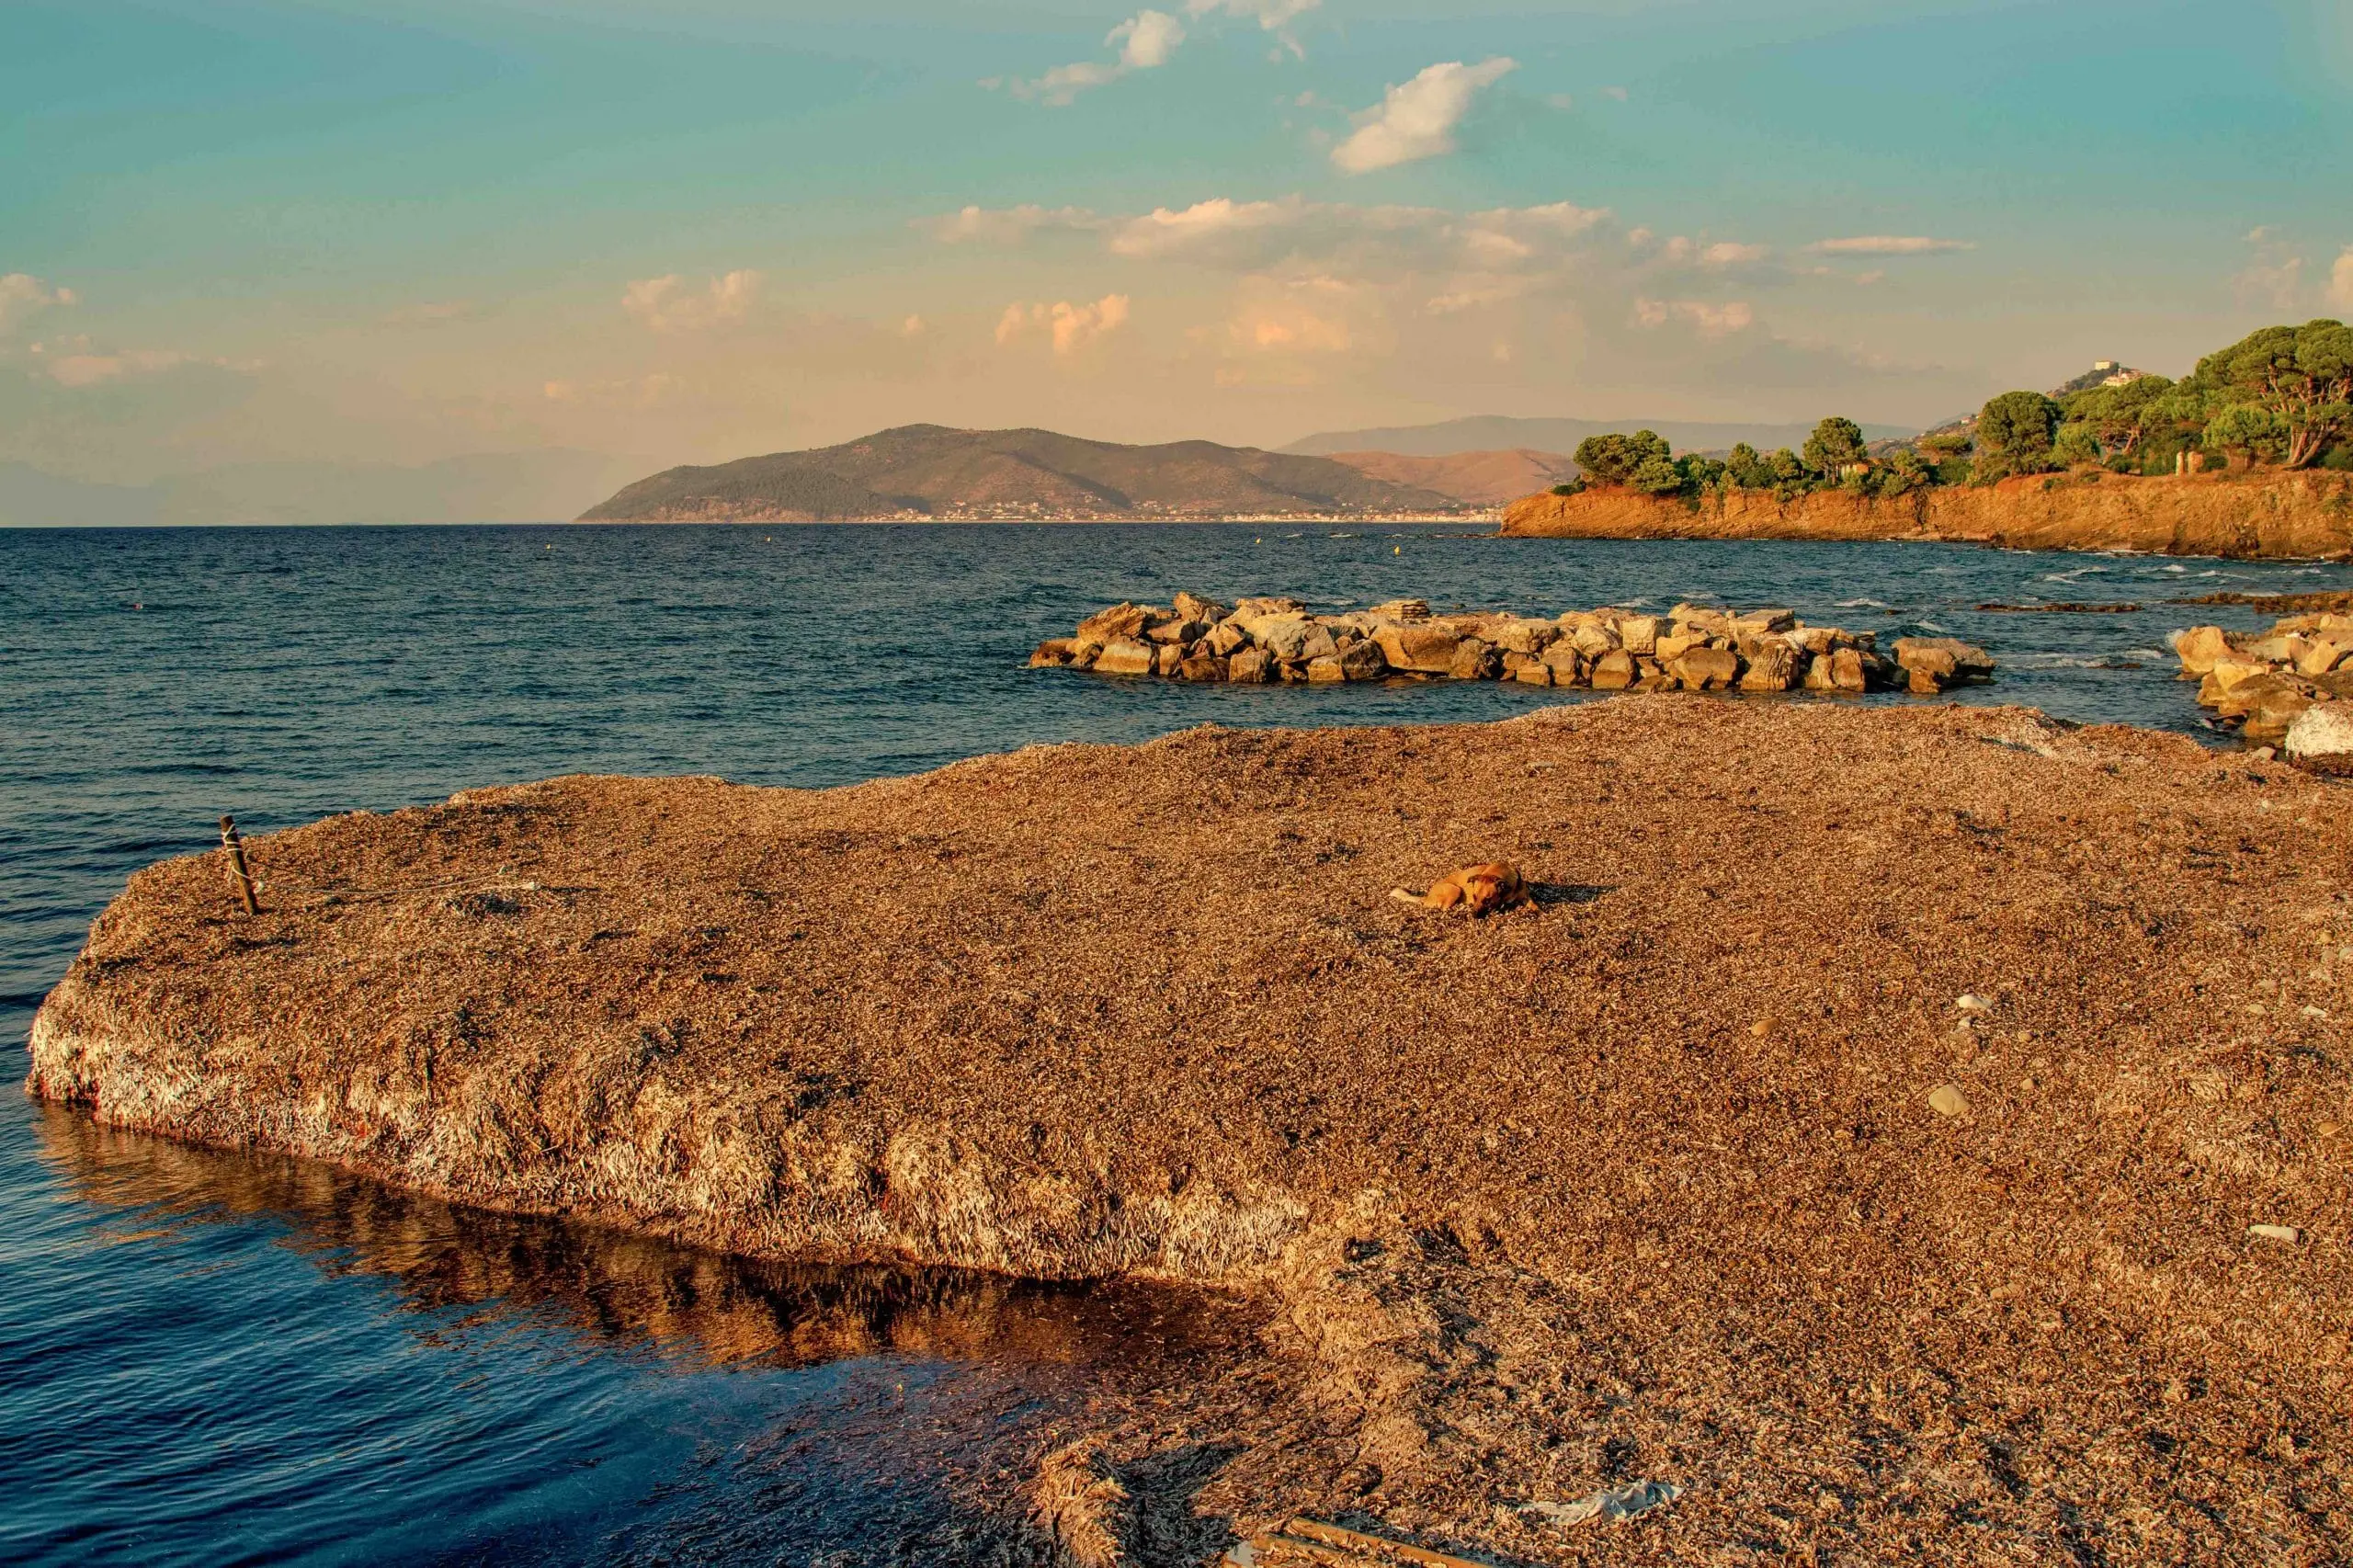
[580,424,1472,521]
[1284,414,1919,459]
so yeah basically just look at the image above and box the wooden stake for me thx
[220,814,259,915]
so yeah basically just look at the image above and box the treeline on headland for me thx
[1552,319,2353,504]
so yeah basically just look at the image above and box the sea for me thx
[4,521,2348,1564]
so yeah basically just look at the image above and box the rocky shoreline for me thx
[24,699,2351,1562]
[2172,606,2353,763]
[1032,593,1995,697]
[1500,470,2353,561]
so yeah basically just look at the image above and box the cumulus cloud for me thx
[1806,236,1974,256]
[1111,9,1186,67]
[1333,58,1517,175]
[2331,247,2353,312]
[996,294,1132,356]
[1188,0,1320,26]
[0,273,77,332]
[1635,298,1756,337]
[931,204,1101,244]
[1012,9,1186,104]
[622,270,762,331]
[2234,227,2307,310]
[40,347,192,387]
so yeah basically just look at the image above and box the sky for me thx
[6,0,2353,483]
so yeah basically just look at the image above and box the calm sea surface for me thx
[5,522,2349,1563]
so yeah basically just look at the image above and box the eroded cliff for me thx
[1502,470,2353,559]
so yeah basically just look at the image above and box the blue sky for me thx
[5,0,2350,479]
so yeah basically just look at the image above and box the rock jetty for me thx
[1030,592,1995,697]
[2173,607,2353,766]
[26,699,2353,1561]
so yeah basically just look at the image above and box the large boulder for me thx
[1337,641,1389,681]
[1541,641,1585,682]
[1654,630,1707,664]
[1148,618,1209,645]
[1227,647,1272,683]
[1738,642,1800,691]
[1893,637,1995,687]
[1305,654,1347,684]
[2297,638,2353,678]
[1298,624,1340,662]
[1207,620,1251,656]
[1256,618,1317,660]
[1093,637,1157,676]
[1154,643,1185,677]
[1571,621,1621,659]
[1375,622,1465,674]
[1075,602,1153,642]
[1177,652,1228,682]
[1734,608,1798,637]
[1173,591,1227,624]
[1492,619,1559,655]
[1590,649,1637,690]
[1514,662,1554,687]
[1449,638,1502,680]
[1671,647,1742,690]
[2240,681,2319,744]
[1365,597,1430,620]
[1619,616,1661,656]
[2285,701,2353,775]
[1229,597,1310,637]
[2172,625,2236,675]
[1029,638,1077,668]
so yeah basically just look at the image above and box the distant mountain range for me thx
[580,425,1472,521]
[0,450,642,528]
[1284,415,1919,460]
[1319,448,1582,507]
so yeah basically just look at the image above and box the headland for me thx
[1502,470,2353,560]
[28,699,2351,1560]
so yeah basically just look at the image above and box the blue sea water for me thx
[2,521,2347,1564]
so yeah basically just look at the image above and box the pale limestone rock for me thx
[1093,637,1156,676]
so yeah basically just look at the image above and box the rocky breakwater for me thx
[2175,608,2353,769]
[1030,591,1995,698]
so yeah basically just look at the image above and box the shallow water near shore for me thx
[4,520,2349,1562]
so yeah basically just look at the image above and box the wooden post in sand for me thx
[220,815,259,915]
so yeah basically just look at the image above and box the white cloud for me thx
[2328,247,2353,312]
[931,204,1101,244]
[1699,242,1770,268]
[1333,58,1518,175]
[997,294,1132,356]
[1111,9,1186,68]
[2233,228,2306,311]
[622,270,762,331]
[0,273,77,333]
[1634,298,1756,337]
[1188,0,1320,26]
[43,347,190,387]
[1013,9,1186,104]
[1109,197,1302,259]
[1806,236,1974,256]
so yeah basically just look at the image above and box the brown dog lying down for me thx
[1389,862,1534,915]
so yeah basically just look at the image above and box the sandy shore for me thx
[28,698,2353,1562]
